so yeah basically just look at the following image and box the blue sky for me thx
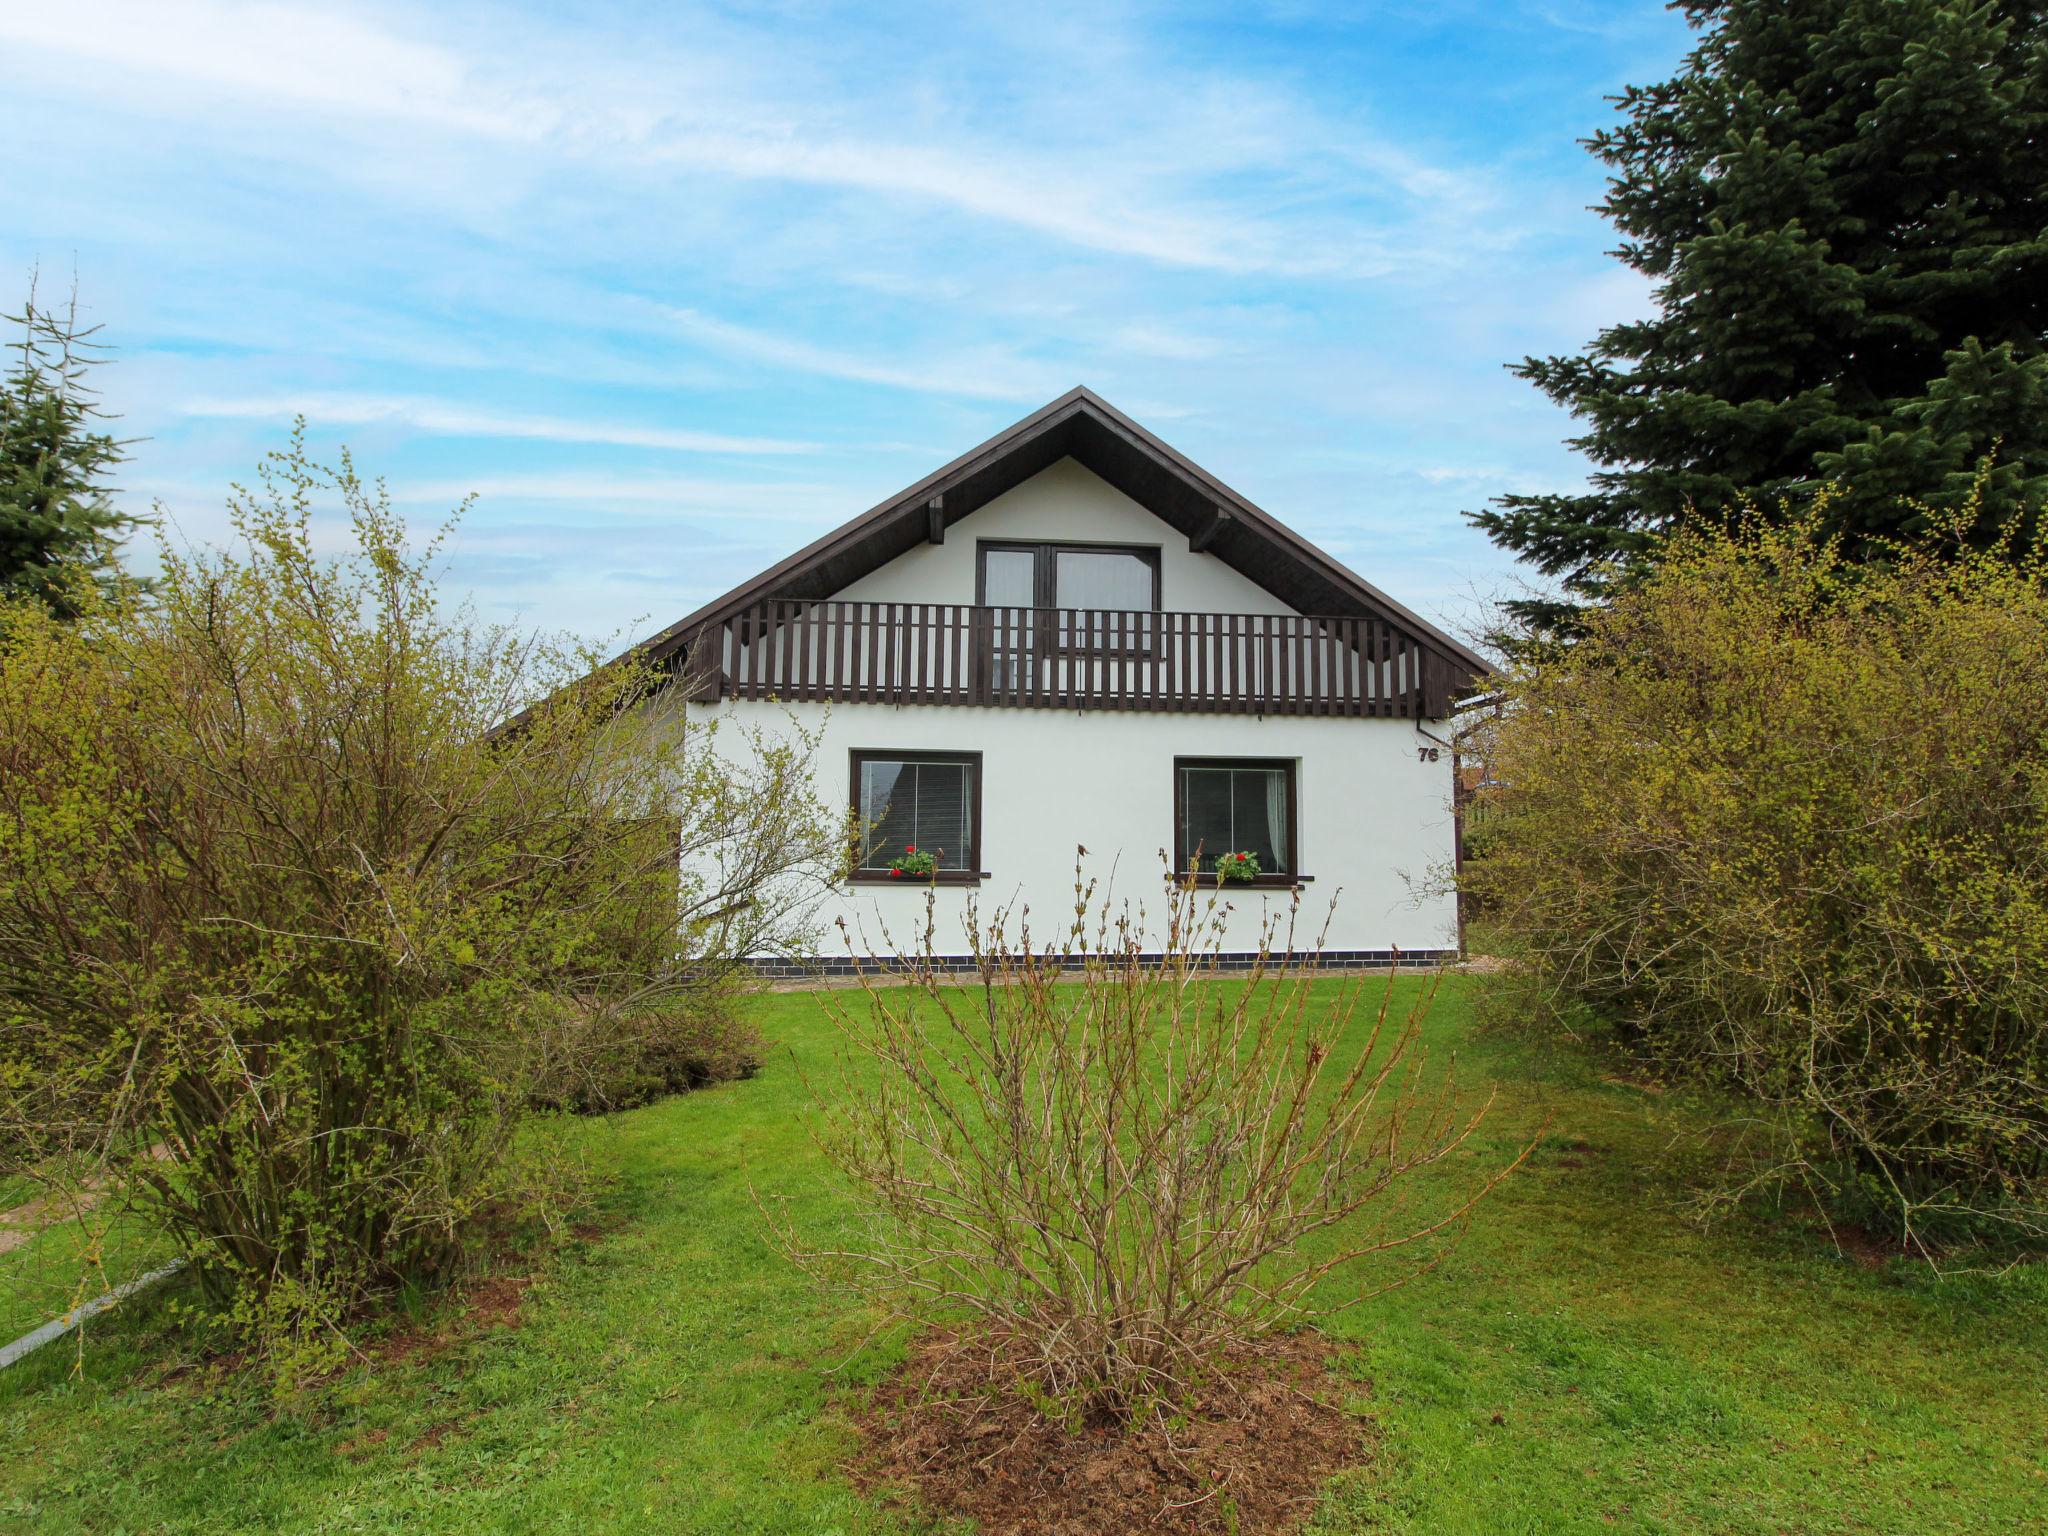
[1,0,1692,648]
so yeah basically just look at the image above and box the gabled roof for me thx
[640,386,1492,681]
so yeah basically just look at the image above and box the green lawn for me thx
[1,978,2041,1534]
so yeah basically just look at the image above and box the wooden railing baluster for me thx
[695,600,1457,719]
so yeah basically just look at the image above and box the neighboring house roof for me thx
[638,386,1493,683]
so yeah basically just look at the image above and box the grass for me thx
[0,976,2042,1534]
[0,1174,178,1347]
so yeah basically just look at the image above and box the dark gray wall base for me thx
[748,949,1458,981]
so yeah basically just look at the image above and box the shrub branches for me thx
[792,860,1516,1424]
[0,431,837,1366]
[1466,492,2048,1246]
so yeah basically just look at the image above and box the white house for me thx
[642,388,1490,972]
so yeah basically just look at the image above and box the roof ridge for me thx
[630,389,1492,680]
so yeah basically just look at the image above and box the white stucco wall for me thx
[836,457,1295,615]
[675,451,1461,961]
[697,697,1461,959]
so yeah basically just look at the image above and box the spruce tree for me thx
[1475,1,2048,623]
[0,284,136,614]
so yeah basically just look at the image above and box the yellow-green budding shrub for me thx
[0,435,836,1369]
[1466,495,2048,1246]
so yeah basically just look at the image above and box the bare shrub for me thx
[792,859,1517,1424]
[0,432,836,1372]
[1465,494,2048,1247]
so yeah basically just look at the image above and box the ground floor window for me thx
[1174,757,1296,876]
[850,750,981,877]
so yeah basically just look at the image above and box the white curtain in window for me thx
[1056,549,1153,649]
[1053,549,1152,611]
[982,549,1035,606]
[1180,764,1291,872]
[1265,769,1287,868]
[983,549,1038,676]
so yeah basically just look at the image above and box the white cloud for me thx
[0,1,538,138]
[1,0,1510,279]
[1,0,1638,643]
[1416,463,1577,497]
[1542,265,1661,340]
[1109,324,1225,362]
[639,133,1303,275]
[1417,465,1509,485]
[180,393,816,455]
[389,472,855,523]
[653,307,1061,401]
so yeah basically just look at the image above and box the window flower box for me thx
[888,844,939,879]
[1213,850,1262,884]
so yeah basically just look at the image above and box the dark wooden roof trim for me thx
[630,391,1084,664]
[1066,395,1492,674]
[633,386,1493,683]
[1189,506,1232,553]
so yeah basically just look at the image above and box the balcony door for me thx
[978,545,1040,690]
[976,541,1160,687]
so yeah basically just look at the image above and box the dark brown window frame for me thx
[974,539,1163,611]
[976,540,1163,664]
[1171,756,1307,889]
[847,748,988,885]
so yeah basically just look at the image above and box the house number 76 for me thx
[1416,746,1441,762]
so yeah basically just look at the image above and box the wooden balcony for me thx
[689,600,1462,718]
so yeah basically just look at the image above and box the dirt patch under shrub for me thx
[371,1272,534,1366]
[852,1329,1369,1536]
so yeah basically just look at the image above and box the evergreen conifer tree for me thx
[1474,1,2048,624]
[0,281,136,614]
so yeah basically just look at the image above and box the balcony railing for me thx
[690,600,1456,718]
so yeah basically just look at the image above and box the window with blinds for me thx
[1175,758,1295,874]
[852,752,980,872]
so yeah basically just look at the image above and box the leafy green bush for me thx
[1465,496,2048,1246]
[520,996,763,1114]
[0,434,834,1370]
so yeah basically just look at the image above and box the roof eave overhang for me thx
[635,386,1495,684]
